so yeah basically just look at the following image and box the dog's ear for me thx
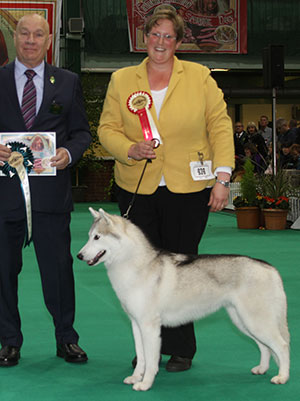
[89,207,100,219]
[98,208,113,225]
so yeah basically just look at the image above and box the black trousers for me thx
[0,209,79,348]
[116,184,211,359]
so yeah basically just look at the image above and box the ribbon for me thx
[127,91,161,147]
[0,142,34,247]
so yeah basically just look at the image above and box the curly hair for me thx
[144,6,184,42]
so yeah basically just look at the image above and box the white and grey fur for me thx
[77,208,290,391]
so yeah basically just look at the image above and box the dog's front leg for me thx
[132,319,161,391]
[123,319,145,385]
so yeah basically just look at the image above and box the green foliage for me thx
[233,158,259,208]
[78,72,108,169]
[240,158,258,205]
[257,169,292,200]
[72,73,109,185]
[256,168,293,210]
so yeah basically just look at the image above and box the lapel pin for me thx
[50,76,55,84]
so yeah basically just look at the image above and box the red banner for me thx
[127,0,247,54]
[0,0,62,66]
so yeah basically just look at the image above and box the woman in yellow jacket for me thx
[98,5,234,373]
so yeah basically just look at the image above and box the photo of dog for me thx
[77,208,290,391]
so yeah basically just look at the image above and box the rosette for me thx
[127,91,161,146]
[0,141,34,247]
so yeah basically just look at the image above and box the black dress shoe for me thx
[0,345,20,367]
[57,344,88,363]
[132,355,162,368]
[165,355,192,372]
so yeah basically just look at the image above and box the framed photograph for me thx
[0,132,56,176]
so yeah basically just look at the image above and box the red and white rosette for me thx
[127,91,161,147]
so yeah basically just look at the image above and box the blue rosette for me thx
[0,141,34,247]
[0,141,34,177]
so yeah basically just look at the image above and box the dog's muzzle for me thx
[77,250,106,266]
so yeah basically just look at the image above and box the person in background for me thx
[233,121,248,158]
[279,144,295,169]
[290,144,300,170]
[244,142,265,174]
[98,5,234,373]
[276,118,299,148]
[246,121,268,162]
[0,14,91,367]
[258,115,272,145]
[285,119,299,146]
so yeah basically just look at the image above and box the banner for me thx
[127,0,247,54]
[0,0,62,66]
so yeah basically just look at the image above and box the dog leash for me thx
[123,139,160,220]
[122,159,150,219]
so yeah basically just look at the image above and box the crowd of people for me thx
[233,115,300,181]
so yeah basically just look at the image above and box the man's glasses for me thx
[147,32,177,42]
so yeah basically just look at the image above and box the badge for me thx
[190,160,215,181]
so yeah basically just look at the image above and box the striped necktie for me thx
[21,69,37,130]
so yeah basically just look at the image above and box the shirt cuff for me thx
[214,166,232,176]
[61,147,72,165]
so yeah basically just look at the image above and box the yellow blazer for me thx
[99,56,234,194]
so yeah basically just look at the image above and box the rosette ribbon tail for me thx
[18,164,32,247]
[0,142,34,247]
[145,108,162,145]
[137,108,153,141]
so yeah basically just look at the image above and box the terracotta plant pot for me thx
[262,209,288,230]
[235,207,260,229]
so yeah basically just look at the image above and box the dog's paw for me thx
[132,381,152,391]
[123,375,142,385]
[251,365,268,375]
[270,374,289,385]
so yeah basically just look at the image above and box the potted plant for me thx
[257,169,291,230]
[233,158,260,229]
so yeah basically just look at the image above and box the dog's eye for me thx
[94,235,100,240]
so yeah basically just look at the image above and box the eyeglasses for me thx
[147,32,177,42]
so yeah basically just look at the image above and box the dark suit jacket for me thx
[0,61,92,213]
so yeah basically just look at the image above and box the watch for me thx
[216,179,230,188]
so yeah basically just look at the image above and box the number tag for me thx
[190,160,214,181]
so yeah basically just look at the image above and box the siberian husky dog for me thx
[77,208,290,391]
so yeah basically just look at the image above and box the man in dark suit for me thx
[233,121,249,158]
[0,13,91,366]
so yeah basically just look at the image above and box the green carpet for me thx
[1,203,299,401]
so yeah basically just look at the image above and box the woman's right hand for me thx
[128,140,157,161]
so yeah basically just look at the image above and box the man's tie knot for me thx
[25,69,36,81]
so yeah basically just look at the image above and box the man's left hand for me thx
[50,148,70,170]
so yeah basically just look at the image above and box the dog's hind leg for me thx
[226,302,289,384]
[250,329,289,384]
[226,305,271,375]
[251,341,271,375]
[124,319,145,385]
